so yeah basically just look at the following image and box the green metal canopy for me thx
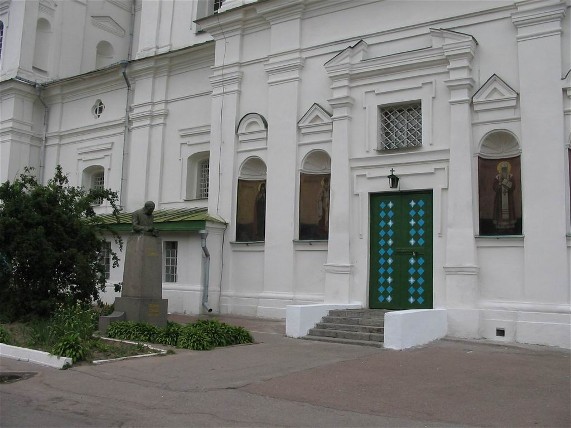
[97,207,226,233]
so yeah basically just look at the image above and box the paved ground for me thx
[1,314,569,427]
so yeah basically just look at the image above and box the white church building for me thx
[1,0,570,349]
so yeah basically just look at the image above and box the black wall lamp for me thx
[388,168,400,189]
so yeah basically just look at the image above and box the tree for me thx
[0,166,122,321]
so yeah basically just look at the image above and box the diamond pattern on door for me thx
[370,192,433,310]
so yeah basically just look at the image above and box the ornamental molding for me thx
[473,74,518,112]
[237,113,268,144]
[39,0,57,17]
[298,103,332,135]
[91,16,126,38]
[107,0,132,12]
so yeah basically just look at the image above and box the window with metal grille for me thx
[198,158,209,199]
[214,0,224,12]
[164,241,178,283]
[92,171,104,205]
[101,241,111,280]
[93,100,105,118]
[379,102,422,150]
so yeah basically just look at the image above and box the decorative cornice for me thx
[443,265,479,275]
[254,0,304,24]
[324,263,352,274]
[512,1,566,41]
[107,0,133,13]
[39,0,57,17]
[209,70,243,96]
[264,56,304,85]
[178,124,211,139]
[91,16,126,38]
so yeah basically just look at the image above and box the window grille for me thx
[101,241,111,280]
[93,100,105,118]
[92,171,104,205]
[164,241,178,283]
[214,0,224,12]
[198,159,209,199]
[379,102,422,150]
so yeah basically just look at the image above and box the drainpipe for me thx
[199,229,213,313]
[35,84,48,184]
[120,61,131,208]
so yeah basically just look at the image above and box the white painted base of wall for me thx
[0,343,72,369]
[285,303,362,338]
[448,308,571,349]
[384,309,448,350]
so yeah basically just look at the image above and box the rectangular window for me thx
[101,241,111,280]
[92,172,104,205]
[164,241,178,283]
[379,102,422,150]
[198,159,209,199]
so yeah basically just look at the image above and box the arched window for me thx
[0,21,4,60]
[82,165,105,205]
[96,41,114,69]
[299,150,331,240]
[186,152,209,200]
[33,18,52,72]
[236,157,267,242]
[478,131,522,236]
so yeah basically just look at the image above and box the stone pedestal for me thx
[100,234,168,331]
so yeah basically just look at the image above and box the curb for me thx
[0,343,72,369]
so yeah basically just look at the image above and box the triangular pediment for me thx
[298,103,332,129]
[325,40,368,68]
[91,16,126,38]
[473,74,518,112]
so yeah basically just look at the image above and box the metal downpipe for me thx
[199,230,213,313]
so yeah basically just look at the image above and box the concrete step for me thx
[322,316,385,327]
[302,335,384,348]
[328,309,389,318]
[314,322,384,334]
[307,328,384,343]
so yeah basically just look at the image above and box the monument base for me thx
[98,311,126,333]
[114,297,169,328]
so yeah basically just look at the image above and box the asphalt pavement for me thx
[1,314,569,427]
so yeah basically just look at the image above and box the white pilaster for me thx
[440,31,480,324]
[512,0,569,303]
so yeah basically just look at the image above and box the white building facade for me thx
[1,0,570,348]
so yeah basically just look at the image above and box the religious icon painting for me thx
[236,179,266,242]
[478,156,523,235]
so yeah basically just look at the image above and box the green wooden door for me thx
[369,191,433,310]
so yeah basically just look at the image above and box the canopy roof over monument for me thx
[97,207,226,232]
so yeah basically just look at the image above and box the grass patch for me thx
[0,304,158,365]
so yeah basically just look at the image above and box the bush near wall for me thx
[106,319,254,351]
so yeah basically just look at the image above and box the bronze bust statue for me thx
[132,201,159,236]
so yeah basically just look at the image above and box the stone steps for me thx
[304,309,388,347]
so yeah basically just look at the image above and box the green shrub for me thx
[177,324,214,350]
[52,332,87,363]
[105,319,253,351]
[156,322,181,346]
[0,325,12,344]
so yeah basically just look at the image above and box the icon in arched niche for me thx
[299,173,330,240]
[478,157,522,235]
